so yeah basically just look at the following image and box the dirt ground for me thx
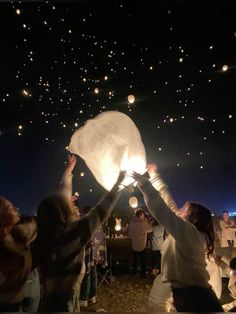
[81,237,234,312]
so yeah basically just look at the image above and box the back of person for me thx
[128,215,151,251]
[0,241,32,305]
[161,223,210,288]
[151,224,164,251]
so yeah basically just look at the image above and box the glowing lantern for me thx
[94,87,99,94]
[115,218,122,231]
[129,196,138,208]
[69,111,146,191]
[222,65,228,72]
[127,94,135,104]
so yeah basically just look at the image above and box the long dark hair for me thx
[188,202,215,258]
[37,193,75,276]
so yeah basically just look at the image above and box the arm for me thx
[64,172,125,248]
[132,173,199,244]
[60,154,76,200]
[12,217,37,245]
[147,163,179,215]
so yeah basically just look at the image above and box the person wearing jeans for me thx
[128,210,152,277]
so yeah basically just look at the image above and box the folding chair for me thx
[97,252,113,289]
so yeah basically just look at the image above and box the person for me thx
[37,154,124,311]
[132,170,223,312]
[128,209,152,277]
[108,214,116,239]
[146,164,222,311]
[0,200,37,311]
[80,208,108,309]
[149,219,164,278]
[219,211,236,260]
[223,257,236,312]
[21,268,40,312]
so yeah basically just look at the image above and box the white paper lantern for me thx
[129,196,138,208]
[127,94,135,104]
[69,111,146,191]
[115,218,122,231]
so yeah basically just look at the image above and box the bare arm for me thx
[60,154,76,200]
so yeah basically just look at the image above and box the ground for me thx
[81,237,234,312]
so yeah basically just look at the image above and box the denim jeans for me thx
[80,266,97,300]
[21,268,40,312]
[132,250,146,276]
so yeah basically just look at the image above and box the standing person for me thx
[219,211,236,259]
[21,268,40,312]
[223,257,236,311]
[132,171,223,312]
[0,201,37,311]
[128,209,152,277]
[150,220,164,278]
[80,219,107,309]
[37,155,124,312]
[108,214,116,239]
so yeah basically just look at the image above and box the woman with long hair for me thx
[0,198,37,311]
[132,170,223,312]
[37,155,124,311]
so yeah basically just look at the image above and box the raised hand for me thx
[131,171,148,186]
[65,154,77,173]
[115,171,126,186]
[147,163,158,176]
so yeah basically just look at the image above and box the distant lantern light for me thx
[74,122,78,127]
[22,89,28,96]
[129,196,138,208]
[104,76,108,80]
[127,94,135,104]
[169,118,174,123]
[16,9,21,15]
[115,218,122,231]
[222,65,228,72]
[229,114,232,119]
[94,87,99,94]
[179,58,183,63]
[18,125,23,130]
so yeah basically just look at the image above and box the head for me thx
[0,197,20,237]
[37,193,77,241]
[180,202,215,257]
[222,210,229,221]
[135,209,145,220]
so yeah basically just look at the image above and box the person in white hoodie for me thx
[146,164,222,312]
[223,257,236,312]
[132,169,223,312]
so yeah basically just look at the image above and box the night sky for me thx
[0,0,235,215]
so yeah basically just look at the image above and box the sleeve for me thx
[219,220,223,230]
[60,170,73,200]
[65,181,122,248]
[12,219,37,245]
[146,222,153,233]
[222,300,236,312]
[138,180,199,244]
[149,173,179,215]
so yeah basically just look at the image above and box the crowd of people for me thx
[0,155,235,312]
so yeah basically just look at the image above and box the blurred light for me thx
[222,65,228,72]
